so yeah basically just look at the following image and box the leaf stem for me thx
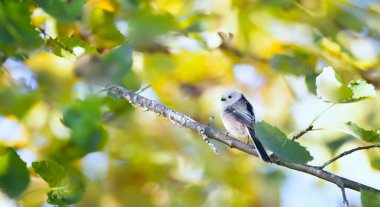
[136,84,152,94]
[310,103,336,126]
[291,103,336,140]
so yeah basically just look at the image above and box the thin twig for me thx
[340,186,349,207]
[291,103,336,140]
[208,116,214,127]
[292,125,314,141]
[310,103,336,126]
[38,28,78,58]
[136,84,152,94]
[198,126,218,155]
[320,144,380,169]
[105,84,380,194]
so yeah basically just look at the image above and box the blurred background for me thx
[1,0,380,206]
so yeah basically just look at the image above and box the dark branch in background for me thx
[105,85,380,196]
[38,28,77,57]
[134,42,170,54]
[319,144,380,169]
[217,32,267,63]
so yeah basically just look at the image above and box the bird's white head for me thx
[220,89,242,107]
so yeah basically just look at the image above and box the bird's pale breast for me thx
[221,110,248,138]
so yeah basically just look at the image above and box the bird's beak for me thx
[221,98,226,101]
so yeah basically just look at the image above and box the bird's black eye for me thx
[228,95,232,99]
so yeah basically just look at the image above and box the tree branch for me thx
[105,84,380,194]
[320,144,380,169]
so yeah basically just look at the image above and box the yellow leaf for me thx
[321,38,341,55]
[31,8,49,28]
[87,0,118,12]
[173,51,232,83]
[25,52,74,77]
[152,0,184,14]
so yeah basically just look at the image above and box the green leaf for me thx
[104,44,133,68]
[103,44,134,84]
[335,10,364,32]
[0,147,30,198]
[35,0,85,23]
[50,36,99,57]
[128,11,178,45]
[181,13,219,33]
[47,170,85,205]
[32,160,66,187]
[348,80,377,101]
[32,160,85,205]
[316,66,376,103]
[316,66,352,102]
[0,86,38,118]
[361,189,380,207]
[123,70,141,91]
[345,122,380,143]
[259,0,295,7]
[370,157,380,171]
[86,9,124,48]
[305,73,318,94]
[129,12,178,36]
[253,122,313,164]
[74,44,137,85]
[270,50,317,76]
[0,1,43,55]
[62,95,108,157]
[326,136,354,154]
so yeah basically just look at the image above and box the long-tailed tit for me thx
[220,89,271,163]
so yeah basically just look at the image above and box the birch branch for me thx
[105,84,380,194]
[320,144,380,169]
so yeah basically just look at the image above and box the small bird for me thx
[220,89,271,163]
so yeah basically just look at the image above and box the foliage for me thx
[345,122,380,144]
[48,36,99,57]
[35,0,85,23]
[0,147,30,198]
[61,95,108,159]
[0,0,379,206]
[32,160,85,205]
[361,190,380,207]
[253,122,313,164]
[316,66,376,103]
[0,1,43,55]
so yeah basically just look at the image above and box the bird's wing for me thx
[224,107,254,126]
[226,95,256,126]
[242,95,255,123]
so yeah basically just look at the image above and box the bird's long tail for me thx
[246,127,271,163]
